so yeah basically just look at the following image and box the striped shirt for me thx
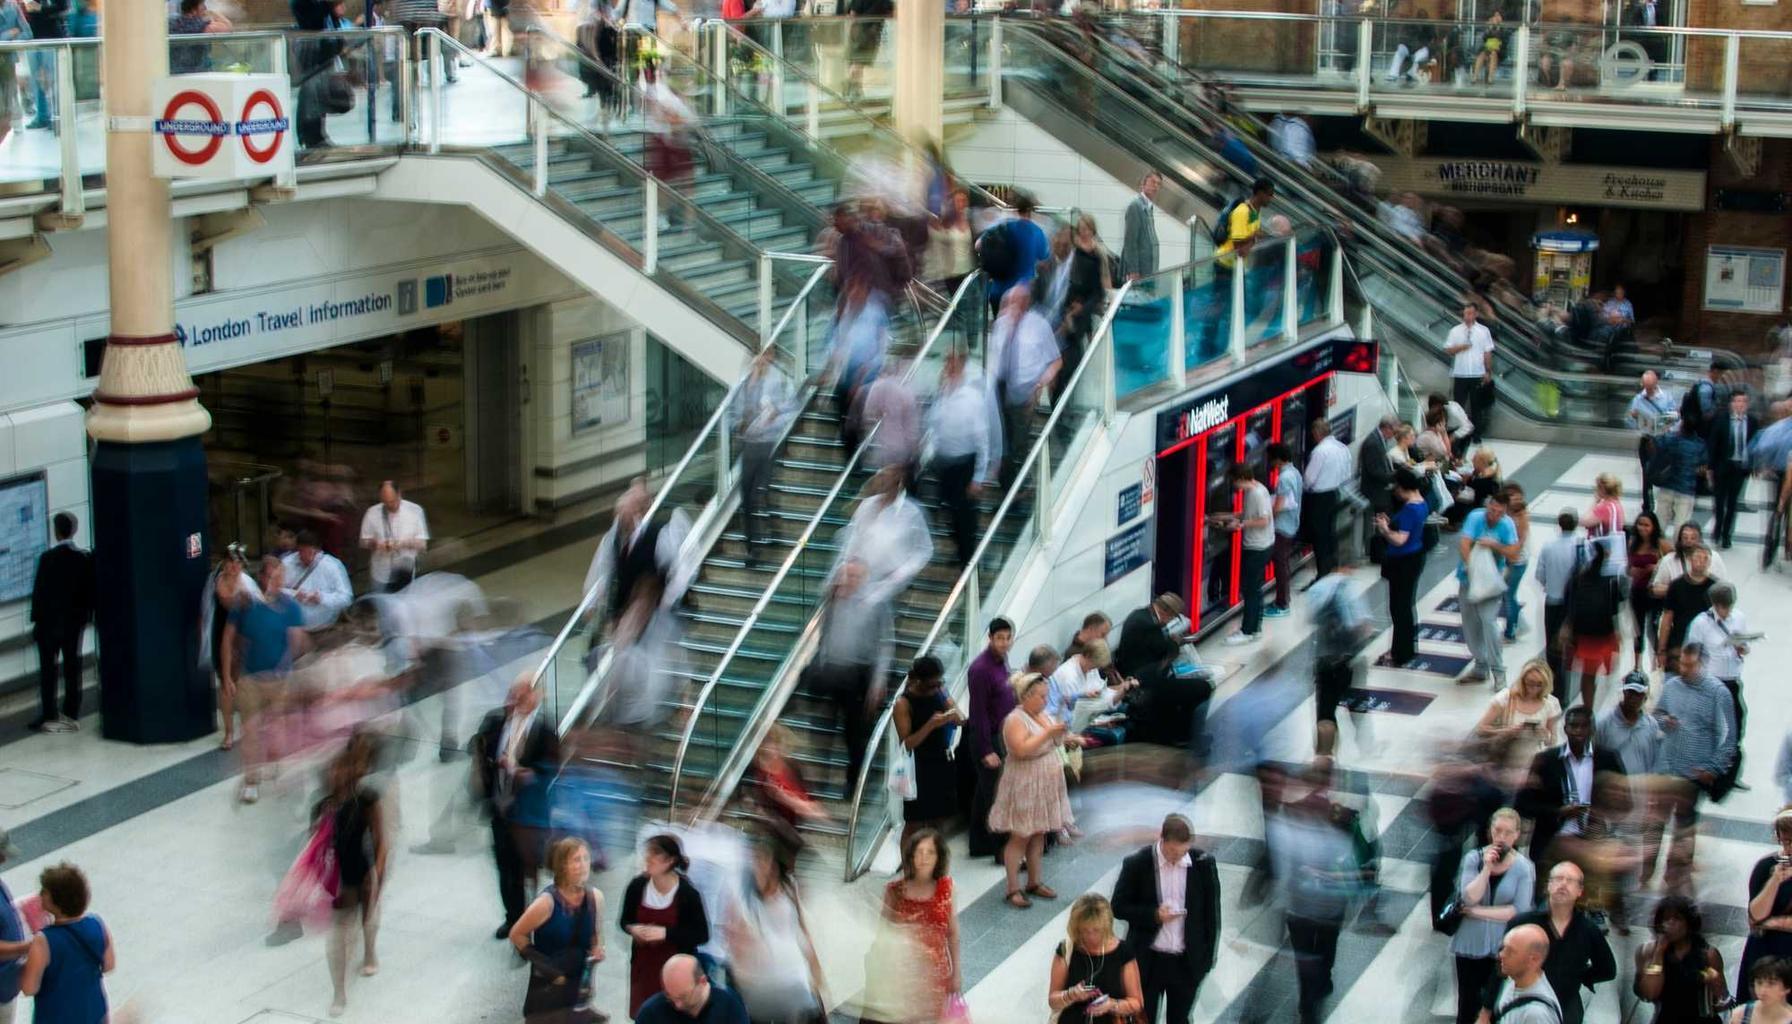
[1654,673,1737,780]
[387,0,446,22]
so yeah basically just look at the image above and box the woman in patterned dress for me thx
[988,672,1079,909]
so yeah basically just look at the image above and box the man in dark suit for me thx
[474,674,561,937]
[1357,414,1398,515]
[1513,706,1627,877]
[1115,593,1207,747]
[1705,390,1759,549]
[28,511,95,733]
[1112,814,1221,1024]
[1121,171,1162,282]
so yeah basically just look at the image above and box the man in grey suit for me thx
[1122,171,1162,281]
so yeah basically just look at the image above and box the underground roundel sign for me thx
[151,74,295,180]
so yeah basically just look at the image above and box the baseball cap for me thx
[1620,673,1650,695]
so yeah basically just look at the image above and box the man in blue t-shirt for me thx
[1456,489,1523,687]
[982,195,1050,316]
[221,556,308,804]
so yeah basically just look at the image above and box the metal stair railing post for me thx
[989,17,1003,109]
[841,278,1137,881]
[428,30,443,153]
[53,45,81,220]
[1513,26,1531,121]
[535,260,835,734]
[665,270,987,818]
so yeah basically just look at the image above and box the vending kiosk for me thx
[1151,336,1376,636]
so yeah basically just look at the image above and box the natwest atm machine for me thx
[1151,336,1376,637]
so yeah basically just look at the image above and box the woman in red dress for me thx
[861,828,961,1024]
[619,834,710,1019]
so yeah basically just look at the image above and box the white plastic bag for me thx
[1466,545,1505,603]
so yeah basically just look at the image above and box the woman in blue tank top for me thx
[21,862,112,1024]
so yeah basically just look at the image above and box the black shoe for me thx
[26,717,48,733]
[494,923,513,940]
[1721,540,1733,550]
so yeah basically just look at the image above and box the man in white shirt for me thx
[582,478,695,633]
[988,286,1062,488]
[1045,638,1134,727]
[1628,370,1678,511]
[732,346,793,566]
[359,480,429,593]
[1220,464,1275,645]
[1269,113,1316,169]
[927,351,998,568]
[1443,304,1495,444]
[1302,417,1353,583]
[281,529,354,631]
[833,466,934,608]
[1684,582,1750,794]
[1111,814,1220,1024]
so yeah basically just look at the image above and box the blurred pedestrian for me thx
[923,188,973,290]
[964,617,1015,860]
[1564,543,1623,714]
[862,829,959,1024]
[809,559,891,792]
[475,675,561,939]
[1500,484,1532,644]
[1685,582,1749,796]
[0,829,25,1024]
[835,467,932,606]
[1648,418,1707,534]
[582,478,694,638]
[1456,490,1523,688]
[622,835,711,1020]
[1375,470,1431,668]
[1058,214,1113,399]
[321,732,389,1017]
[743,724,828,849]
[825,281,889,453]
[723,833,824,1023]
[641,60,696,232]
[512,837,604,1024]
[1738,811,1792,988]
[359,480,429,593]
[893,656,961,846]
[1513,705,1626,880]
[18,863,113,1024]
[224,555,310,804]
[857,361,921,489]
[926,350,995,569]
[1303,417,1351,582]
[1269,765,1355,1024]
[1449,808,1535,1024]
[978,195,1049,316]
[201,544,261,751]
[988,286,1062,488]
[1634,895,1727,1024]
[1652,643,1737,894]
[1047,894,1143,1023]
[1308,559,1372,759]
[733,346,793,568]
[27,511,93,733]
[1627,511,1671,674]
[991,673,1077,908]
[1111,814,1219,1024]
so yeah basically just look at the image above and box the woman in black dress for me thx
[321,730,388,1018]
[1046,894,1143,1024]
[1056,213,1113,401]
[1741,812,1792,987]
[893,656,961,847]
[1636,895,1728,1024]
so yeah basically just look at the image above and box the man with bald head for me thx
[1628,370,1677,512]
[1479,860,1614,1024]
[1488,924,1563,1024]
[634,953,749,1023]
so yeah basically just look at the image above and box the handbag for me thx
[1466,545,1505,603]
[888,743,918,801]
[273,815,340,929]
[1435,849,1493,935]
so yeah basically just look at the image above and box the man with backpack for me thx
[1486,924,1567,1024]
[978,194,1050,316]
[1210,177,1275,346]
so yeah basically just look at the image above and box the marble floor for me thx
[3,437,1788,1024]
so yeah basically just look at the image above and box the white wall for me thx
[948,107,1192,270]
[530,298,650,511]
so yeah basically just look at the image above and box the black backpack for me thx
[977,220,1018,281]
[1210,198,1246,245]
[1567,570,1617,634]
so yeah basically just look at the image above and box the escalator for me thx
[990,18,1679,434]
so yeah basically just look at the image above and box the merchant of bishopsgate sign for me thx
[1366,157,1706,211]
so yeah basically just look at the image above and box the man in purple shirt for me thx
[965,616,1016,859]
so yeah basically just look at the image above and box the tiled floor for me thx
[4,437,1787,1024]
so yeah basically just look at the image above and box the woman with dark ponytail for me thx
[620,833,710,1019]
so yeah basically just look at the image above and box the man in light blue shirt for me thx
[1456,492,1522,686]
[1268,443,1302,617]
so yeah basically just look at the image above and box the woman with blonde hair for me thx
[1583,471,1628,574]
[1474,658,1562,765]
[988,672,1079,908]
[511,836,604,1024]
[1046,894,1143,1023]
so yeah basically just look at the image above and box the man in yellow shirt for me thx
[1211,178,1275,351]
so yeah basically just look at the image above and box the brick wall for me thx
[1678,137,1792,359]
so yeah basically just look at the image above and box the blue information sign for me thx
[1104,522,1152,586]
[1117,483,1143,526]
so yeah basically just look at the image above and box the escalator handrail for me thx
[419,28,810,299]
[522,25,836,234]
[700,19,1011,212]
[533,261,835,732]
[841,276,1137,881]
[667,269,987,817]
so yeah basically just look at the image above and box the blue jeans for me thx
[1501,560,1528,640]
[28,50,54,124]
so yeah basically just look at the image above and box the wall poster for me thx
[1704,246,1786,314]
[572,332,632,434]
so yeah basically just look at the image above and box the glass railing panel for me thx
[1366,18,1512,100]
[1525,23,1700,104]
[1735,34,1792,110]
[1180,258,1228,374]
[943,15,994,100]
[171,32,278,75]
[1297,230,1331,329]
[428,41,533,149]
[1243,234,1291,348]
[1112,266,1176,398]
[0,41,68,192]
[1167,12,1331,83]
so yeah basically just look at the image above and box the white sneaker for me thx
[239,784,260,804]
[1223,632,1259,646]
[42,717,75,734]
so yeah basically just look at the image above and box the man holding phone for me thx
[1111,814,1221,1024]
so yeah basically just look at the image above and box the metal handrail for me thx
[840,276,1137,881]
[533,260,833,733]
[665,269,986,816]
[1136,7,1792,40]
[700,20,1011,212]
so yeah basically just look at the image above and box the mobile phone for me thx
[1088,993,1111,1010]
